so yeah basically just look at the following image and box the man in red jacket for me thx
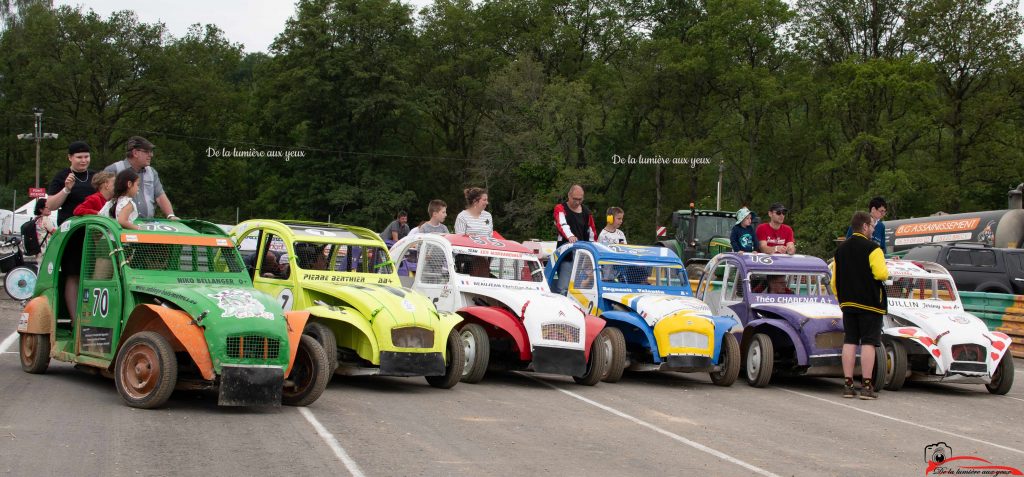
[553,184,596,249]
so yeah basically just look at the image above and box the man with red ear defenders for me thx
[598,206,627,245]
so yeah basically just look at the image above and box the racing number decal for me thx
[138,223,178,232]
[91,288,110,317]
[469,235,505,248]
[277,288,294,311]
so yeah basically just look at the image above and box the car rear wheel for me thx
[871,344,886,392]
[882,337,907,391]
[599,327,627,383]
[283,335,331,406]
[426,328,466,389]
[710,333,740,387]
[573,331,609,386]
[19,333,49,374]
[304,321,338,374]
[745,333,774,387]
[114,331,178,409]
[986,355,1015,395]
[460,324,489,384]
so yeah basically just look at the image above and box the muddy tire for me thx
[19,333,49,374]
[114,331,178,409]
[283,335,331,406]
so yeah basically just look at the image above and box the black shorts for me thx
[842,311,882,346]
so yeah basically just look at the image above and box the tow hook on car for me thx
[193,310,209,327]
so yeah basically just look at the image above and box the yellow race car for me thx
[231,220,464,388]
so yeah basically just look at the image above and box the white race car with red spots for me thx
[880,260,1014,394]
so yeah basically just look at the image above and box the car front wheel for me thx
[114,331,178,409]
[710,333,740,387]
[283,335,331,406]
[19,333,49,374]
[426,328,466,389]
[460,324,490,384]
[745,333,774,388]
[573,332,609,386]
[987,355,1015,395]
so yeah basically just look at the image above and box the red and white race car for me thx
[390,234,609,385]
[881,259,1014,394]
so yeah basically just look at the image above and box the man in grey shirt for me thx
[103,136,178,220]
[380,211,410,242]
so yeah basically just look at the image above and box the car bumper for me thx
[531,346,586,376]
[662,355,712,371]
[379,351,446,376]
[218,364,284,406]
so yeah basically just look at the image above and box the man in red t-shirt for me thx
[756,202,795,254]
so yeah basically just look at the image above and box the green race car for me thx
[17,216,331,408]
[231,220,464,388]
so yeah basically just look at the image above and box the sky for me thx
[54,0,1024,54]
[53,0,434,53]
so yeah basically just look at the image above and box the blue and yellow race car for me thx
[546,242,740,385]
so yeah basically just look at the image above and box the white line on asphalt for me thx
[299,407,366,477]
[778,388,1024,456]
[521,374,779,477]
[0,331,17,353]
[1003,395,1024,403]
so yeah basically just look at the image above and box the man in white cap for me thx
[730,207,756,252]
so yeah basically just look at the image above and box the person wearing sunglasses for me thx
[757,202,795,254]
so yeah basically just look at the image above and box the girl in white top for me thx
[99,168,140,230]
[31,199,56,259]
[598,207,627,245]
[454,187,494,236]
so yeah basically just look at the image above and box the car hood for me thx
[603,292,713,327]
[127,283,287,339]
[303,282,440,329]
[887,304,989,337]
[466,287,586,323]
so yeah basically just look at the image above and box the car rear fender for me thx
[457,306,531,361]
[306,304,379,364]
[120,304,215,380]
[18,296,53,334]
[742,318,808,365]
[284,310,311,377]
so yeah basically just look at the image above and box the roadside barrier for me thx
[961,291,1024,358]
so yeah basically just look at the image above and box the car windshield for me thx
[294,241,394,275]
[599,263,685,287]
[453,252,543,282]
[749,273,831,296]
[124,243,245,273]
[695,216,735,241]
[886,276,958,302]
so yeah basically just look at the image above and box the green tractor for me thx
[655,205,751,279]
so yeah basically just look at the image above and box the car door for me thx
[1010,253,1024,294]
[568,250,598,314]
[718,260,745,325]
[76,224,124,360]
[413,241,456,311]
[252,232,295,311]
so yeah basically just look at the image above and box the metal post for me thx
[33,109,42,188]
[716,160,724,211]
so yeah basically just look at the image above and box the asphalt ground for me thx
[1,296,1022,476]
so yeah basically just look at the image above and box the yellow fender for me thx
[121,305,215,381]
[306,305,380,364]
[284,310,311,377]
[18,296,53,335]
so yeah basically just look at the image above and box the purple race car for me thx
[696,253,884,390]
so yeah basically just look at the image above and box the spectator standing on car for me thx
[731,207,756,252]
[598,207,627,245]
[554,184,596,249]
[46,140,98,225]
[103,136,178,220]
[757,203,795,254]
[831,211,889,400]
[455,187,494,236]
[30,199,56,259]
[380,211,410,242]
[74,172,116,216]
[845,197,888,253]
[419,200,450,234]
[99,169,141,230]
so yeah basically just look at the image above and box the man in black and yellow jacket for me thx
[830,211,889,400]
